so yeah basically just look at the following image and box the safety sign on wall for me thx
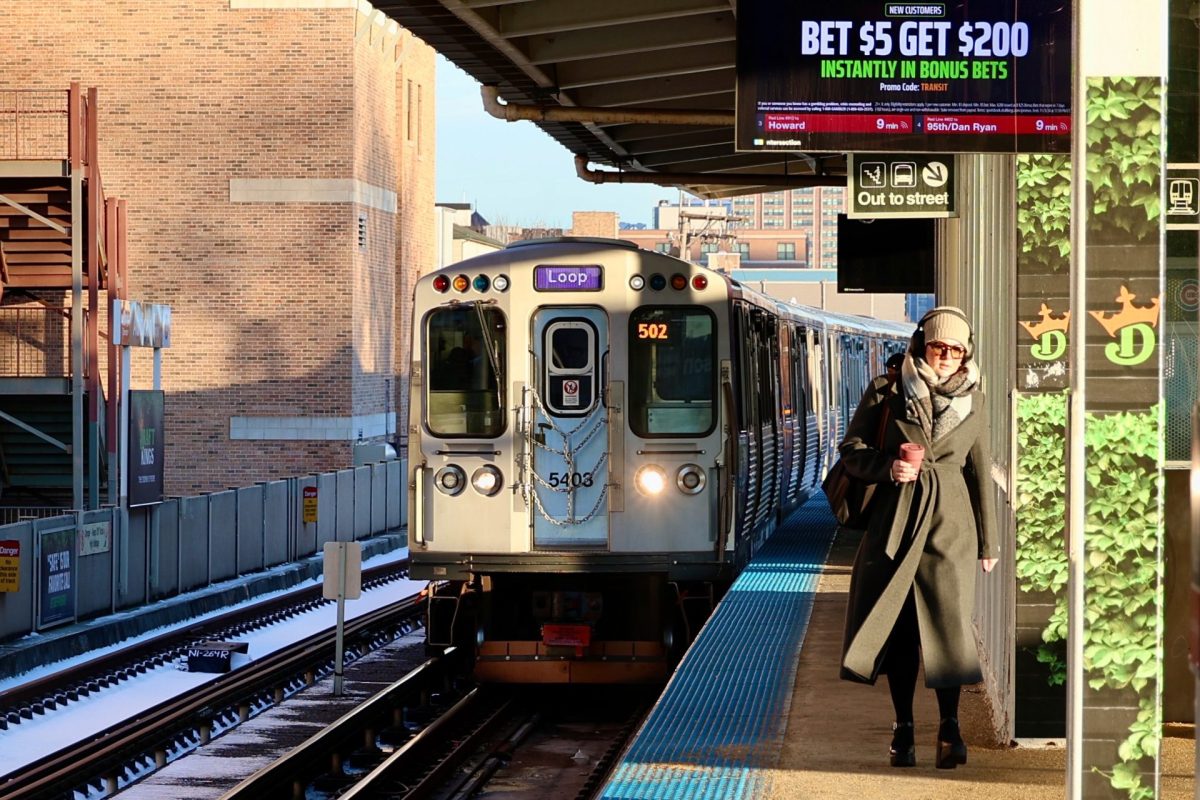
[0,540,19,593]
[562,379,580,407]
[848,153,956,218]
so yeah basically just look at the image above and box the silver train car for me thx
[407,237,910,682]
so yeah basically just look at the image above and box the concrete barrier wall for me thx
[179,495,209,592]
[0,522,35,640]
[0,458,406,643]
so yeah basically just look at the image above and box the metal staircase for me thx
[0,83,127,512]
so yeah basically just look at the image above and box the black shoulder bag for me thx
[821,379,894,528]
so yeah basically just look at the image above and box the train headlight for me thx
[676,464,707,495]
[635,465,667,496]
[434,465,466,496]
[470,465,503,496]
[452,274,470,293]
[629,275,645,290]
[493,274,510,292]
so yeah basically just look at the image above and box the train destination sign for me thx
[735,1,1071,153]
[534,265,603,292]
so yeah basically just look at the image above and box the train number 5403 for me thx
[548,471,594,488]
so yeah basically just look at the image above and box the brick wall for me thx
[569,211,619,239]
[0,0,436,494]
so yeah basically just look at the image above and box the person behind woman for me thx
[837,306,999,770]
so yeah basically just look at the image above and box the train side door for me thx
[530,308,609,547]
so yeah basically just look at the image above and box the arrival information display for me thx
[736,1,1071,153]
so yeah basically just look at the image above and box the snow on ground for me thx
[0,546,424,778]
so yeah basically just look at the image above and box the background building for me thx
[0,1,436,496]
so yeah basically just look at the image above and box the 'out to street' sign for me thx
[848,153,957,218]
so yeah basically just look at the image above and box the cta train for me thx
[406,237,910,682]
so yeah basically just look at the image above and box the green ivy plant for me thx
[1086,76,1163,240]
[1014,397,1163,800]
[1016,154,1071,271]
[1015,78,1162,273]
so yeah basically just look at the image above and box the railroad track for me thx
[0,572,426,800]
[0,558,413,732]
[224,679,653,800]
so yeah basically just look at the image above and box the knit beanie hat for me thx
[922,306,972,352]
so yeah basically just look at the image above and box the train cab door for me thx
[529,308,609,548]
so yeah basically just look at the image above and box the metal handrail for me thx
[0,306,71,377]
[0,89,69,161]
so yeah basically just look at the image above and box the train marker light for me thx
[692,275,708,290]
[473,275,490,292]
[670,273,687,291]
[471,465,503,496]
[676,464,707,495]
[649,274,667,291]
[629,275,645,290]
[432,275,450,293]
[493,274,510,291]
[452,274,470,292]
[635,464,667,496]
[434,465,466,496]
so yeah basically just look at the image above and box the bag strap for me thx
[874,376,896,448]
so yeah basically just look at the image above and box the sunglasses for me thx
[926,341,966,359]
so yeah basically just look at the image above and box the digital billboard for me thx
[736,1,1072,153]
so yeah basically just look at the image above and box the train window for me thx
[628,306,716,437]
[425,306,506,437]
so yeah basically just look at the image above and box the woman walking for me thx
[837,306,999,770]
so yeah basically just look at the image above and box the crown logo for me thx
[1088,286,1160,337]
[1019,303,1071,340]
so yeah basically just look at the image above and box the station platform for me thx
[598,497,1195,799]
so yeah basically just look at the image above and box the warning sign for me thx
[562,379,580,407]
[0,540,18,592]
[303,486,318,524]
[848,153,957,219]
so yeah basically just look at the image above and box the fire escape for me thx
[0,83,127,515]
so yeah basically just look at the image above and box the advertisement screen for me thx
[736,1,1071,153]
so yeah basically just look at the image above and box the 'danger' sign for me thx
[736,0,1071,154]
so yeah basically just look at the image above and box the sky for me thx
[434,55,675,230]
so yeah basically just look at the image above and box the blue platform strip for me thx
[599,496,839,800]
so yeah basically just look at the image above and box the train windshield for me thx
[628,306,716,436]
[425,305,506,437]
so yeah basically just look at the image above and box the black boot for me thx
[935,717,968,769]
[889,721,916,767]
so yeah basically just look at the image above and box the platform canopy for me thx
[374,0,845,198]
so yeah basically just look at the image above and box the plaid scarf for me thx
[900,353,979,442]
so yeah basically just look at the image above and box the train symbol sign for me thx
[1168,179,1197,215]
[562,379,580,407]
[1167,166,1200,229]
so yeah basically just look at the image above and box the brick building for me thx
[0,0,436,494]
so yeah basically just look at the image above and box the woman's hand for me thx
[981,558,998,573]
[890,458,918,483]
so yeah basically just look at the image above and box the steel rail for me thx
[220,649,462,799]
[0,558,410,721]
[0,591,424,800]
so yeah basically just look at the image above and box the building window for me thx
[763,219,784,229]
[777,242,796,260]
[358,213,368,251]
[700,242,719,254]
[737,242,750,258]
[654,242,671,254]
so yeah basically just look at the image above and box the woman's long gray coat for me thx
[838,375,998,688]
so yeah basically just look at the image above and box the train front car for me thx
[408,237,729,683]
